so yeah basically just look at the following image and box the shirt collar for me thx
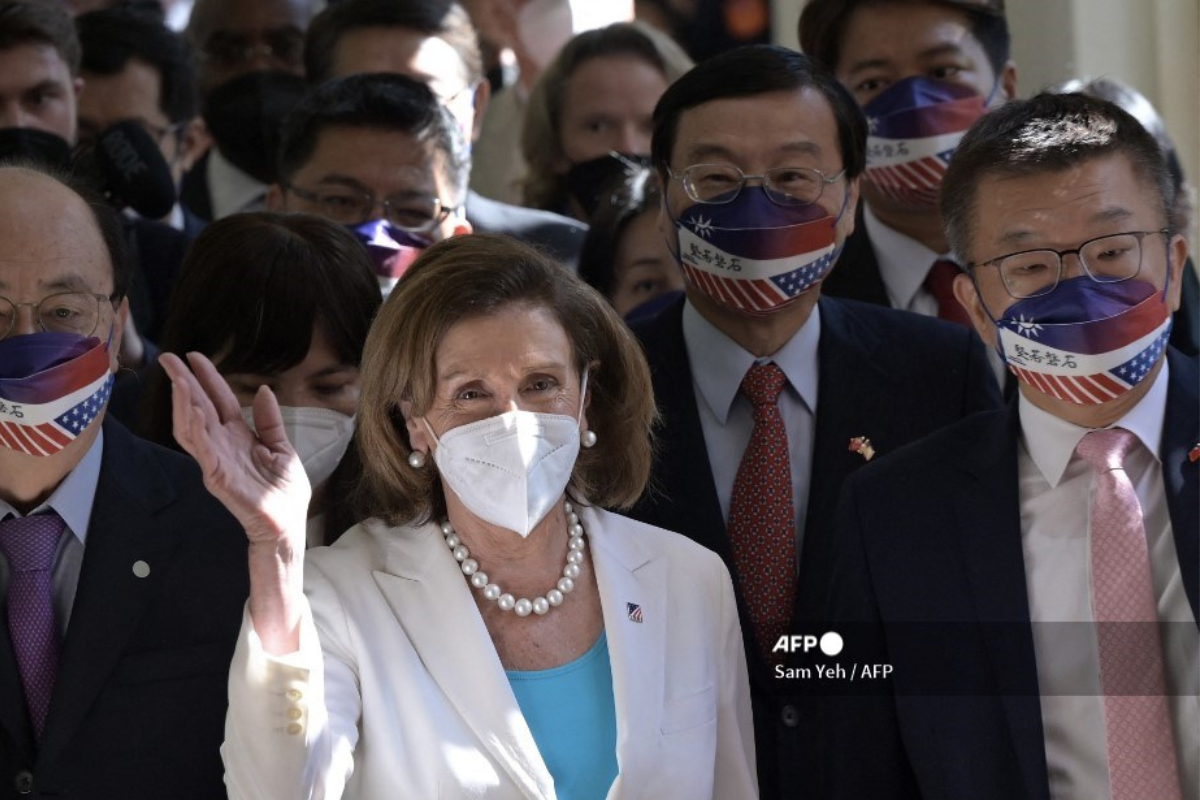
[1019,359,1169,488]
[682,299,820,423]
[0,428,103,545]
[864,205,949,309]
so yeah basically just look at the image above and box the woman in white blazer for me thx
[162,233,757,800]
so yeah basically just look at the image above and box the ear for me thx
[265,183,286,212]
[952,271,998,348]
[469,79,492,143]
[72,75,84,101]
[177,118,211,174]
[998,60,1019,103]
[837,176,861,240]
[400,400,433,454]
[110,297,130,374]
[1166,232,1188,312]
[449,214,473,237]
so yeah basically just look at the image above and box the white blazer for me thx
[222,505,758,799]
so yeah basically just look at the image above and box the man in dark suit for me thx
[302,0,587,271]
[823,93,1198,800]
[798,0,1200,357]
[0,164,248,798]
[625,45,1001,800]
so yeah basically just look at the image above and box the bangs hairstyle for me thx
[940,92,1176,264]
[141,212,381,447]
[356,233,657,527]
[521,21,693,212]
[798,0,1010,78]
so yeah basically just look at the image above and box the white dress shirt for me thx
[207,148,268,220]
[1017,364,1198,800]
[681,299,818,564]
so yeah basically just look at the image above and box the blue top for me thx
[506,631,618,800]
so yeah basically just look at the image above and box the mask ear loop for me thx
[576,367,590,424]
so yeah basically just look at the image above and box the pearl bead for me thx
[445,533,460,548]
[569,523,583,538]
[470,572,489,588]
[461,558,478,575]
[440,521,454,535]
[569,537,585,551]
[547,589,564,606]
[557,577,575,594]
[453,545,469,562]
[514,598,533,617]
[532,597,550,615]
[563,563,580,580]
[566,550,583,565]
[564,501,573,513]
[497,593,516,611]
[483,584,501,601]
[567,512,579,526]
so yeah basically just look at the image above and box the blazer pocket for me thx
[660,684,717,734]
[110,641,235,686]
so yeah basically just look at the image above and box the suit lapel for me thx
[952,407,1050,800]
[373,523,554,800]
[583,508,666,800]
[1162,350,1199,622]
[0,621,33,759]
[37,421,181,769]
[817,209,890,307]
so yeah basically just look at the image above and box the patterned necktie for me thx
[1075,429,1182,800]
[727,362,795,663]
[0,513,65,740]
[923,258,973,328]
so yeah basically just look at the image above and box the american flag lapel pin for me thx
[626,602,643,623]
[1189,442,1200,464]
[848,436,876,462]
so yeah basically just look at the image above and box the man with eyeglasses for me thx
[0,163,248,797]
[268,72,472,294]
[822,93,1198,800]
[623,45,1000,800]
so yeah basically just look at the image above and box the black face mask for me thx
[0,127,71,169]
[562,152,651,218]
[201,69,307,184]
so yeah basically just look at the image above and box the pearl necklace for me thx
[441,502,586,617]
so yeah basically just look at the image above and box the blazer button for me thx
[14,770,34,794]
[780,704,800,728]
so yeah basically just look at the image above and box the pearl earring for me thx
[408,451,427,469]
[581,430,598,448]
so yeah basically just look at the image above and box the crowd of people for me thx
[0,0,1195,798]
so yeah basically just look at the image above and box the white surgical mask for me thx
[241,405,356,489]
[423,370,588,537]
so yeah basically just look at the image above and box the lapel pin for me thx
[132,560,150,578]
[1189,443,1199,464]
[848,436,876,462]
[626,602,643,623]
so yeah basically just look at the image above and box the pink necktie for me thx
[727,363,795,664]
[0,513,65,740]
[1075,429,1182,800]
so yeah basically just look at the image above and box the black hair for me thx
[0,0,79,71]
[650,45,866,179]
[578,166,661,301]
[304,0,482,86]
[76,5,199,123]
[277,72,470,202]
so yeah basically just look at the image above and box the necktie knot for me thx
[0,514,65,573]
[1075,427,1139,473]
[741,362,787,409]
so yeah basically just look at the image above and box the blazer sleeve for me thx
[222,563,362,800]
[713,555,760,799]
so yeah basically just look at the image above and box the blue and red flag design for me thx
[626,602,643,623]
[997,280,1172,404]
[0,337,112,456]
[863,79,986,206]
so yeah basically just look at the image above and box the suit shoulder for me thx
[593,509,729,576]
[828,295,974,344]
[850,408,1009,489]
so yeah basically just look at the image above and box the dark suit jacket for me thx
[823,212,1200,357]
[464,190,587,272]
[822,349,1199,800]
[0,419,249,799]
[626,294,1003,800]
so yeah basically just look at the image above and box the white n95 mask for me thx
[241,405,356,489]
[422,371,588,537]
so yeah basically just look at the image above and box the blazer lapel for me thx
[952,407,1050,800]
[37,422,181,769]
[1162,350,1199,622]
[373,523,554,800]
[0,623,33,760]
[583,508,666,800]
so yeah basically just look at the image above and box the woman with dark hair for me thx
[521,21,692,220]
[161,233,755,799]
[142,211,382,544]
[578,165,683,319]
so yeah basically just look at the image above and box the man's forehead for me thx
[676,89,838,157]
[201,0,310,36]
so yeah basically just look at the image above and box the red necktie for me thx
[727,363,795,663]
[924,258,973,327]
[1076,429,1183,800]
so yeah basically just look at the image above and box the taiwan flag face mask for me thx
[861,76,994,208]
